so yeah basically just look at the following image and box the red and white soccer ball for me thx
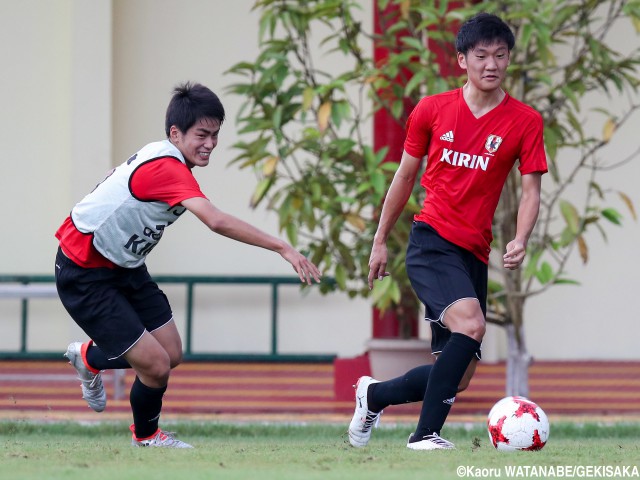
[487,396,550,451]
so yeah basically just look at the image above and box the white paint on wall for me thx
[0,0,637,360]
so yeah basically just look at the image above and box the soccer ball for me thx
[487,396,549,451]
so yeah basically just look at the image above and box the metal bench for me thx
[0,284,58,299]
[0,281,127,399]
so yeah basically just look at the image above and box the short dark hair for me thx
[455,13,515,55]
[165,82,225,137]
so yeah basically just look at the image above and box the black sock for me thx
[130,376,167,439]
[368,365,433,412]
[86,343,131,370]
[413,333,479,439]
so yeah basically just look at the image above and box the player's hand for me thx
[280,246,322,285]
[368,242,390,290]
[503,239,526,270]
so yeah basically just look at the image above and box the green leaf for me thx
[560,85,580,111]
[273,105,283,130]
[565,110,584,141]
[380,162,399,172]
[310,242,328,268]
[371,276,400,310]
[535,261,554,285]
[404,70,425,97]
[331,101,351,130]
[286,222,298,246]
[391,100,404,119]
[378,0,391,11]
[258,11,274,41]
[374,146,390,165]
[400,36,425,51]
[370,171,387,196]
[559,199,580,235]
[601,208,623,225]
[558,226,574,248]
[250,178,273,208]
[334,263,347,290]
[543,125,559,166]
[302,87,314,111]
[362,145,377,170]
[520,22,534,50]
[487,278,504,295]
[388,278,401,305]
[523,248,543,280]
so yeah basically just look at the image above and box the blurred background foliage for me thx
[226,0,639,388]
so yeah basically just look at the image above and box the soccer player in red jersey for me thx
[55,82,321,448]
[349,13,547,450]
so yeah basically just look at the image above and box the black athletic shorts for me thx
[55,248,173,360]
[405,222,486,359]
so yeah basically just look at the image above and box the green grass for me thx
[1,422,639,480]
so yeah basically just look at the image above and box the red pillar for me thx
[371,2,418,339]
[371,2,463,338]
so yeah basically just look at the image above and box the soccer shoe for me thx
[130,425,193,448]
[407,433,455,450]
[348,375,382,448]
[64,341,107,412]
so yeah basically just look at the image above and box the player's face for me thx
[457,41,510,92]
[169,117,221,169]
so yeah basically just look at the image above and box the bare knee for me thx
[444,300,486,342]
[462,318,486,342]
[169,349,183,369]
[126,349,171,387]
[150,322,183,369]
[140,356,171,386]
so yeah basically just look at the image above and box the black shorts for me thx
[405,222,486,359]
[55,248,173,359]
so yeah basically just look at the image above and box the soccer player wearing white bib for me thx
[56,82,321,448]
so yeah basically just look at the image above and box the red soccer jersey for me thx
[404,88,547,263]
[56,157,207,268]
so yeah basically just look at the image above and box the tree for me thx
[226,0,640,395]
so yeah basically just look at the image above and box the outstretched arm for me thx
[182,197,321,284]
[503,172,542,270]
[368,150,422,289]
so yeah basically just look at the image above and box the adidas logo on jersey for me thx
[443,396,456,405]
[439,130,454,142]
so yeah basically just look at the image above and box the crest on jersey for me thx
[485,134,503,154]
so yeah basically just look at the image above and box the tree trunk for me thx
[499,170,532,397]
[505,322,531,397]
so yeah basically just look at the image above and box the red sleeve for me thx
[404,97,434,158]
[517,112,548,176]
[130,157,207,206]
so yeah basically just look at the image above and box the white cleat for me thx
[130,425,193,448]
[348,376,382,447]
[407,433,455,450]
[64,341,107,412]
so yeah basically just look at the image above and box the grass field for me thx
[1,421,639,480]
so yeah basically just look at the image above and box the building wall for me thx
[0,0,637,361]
